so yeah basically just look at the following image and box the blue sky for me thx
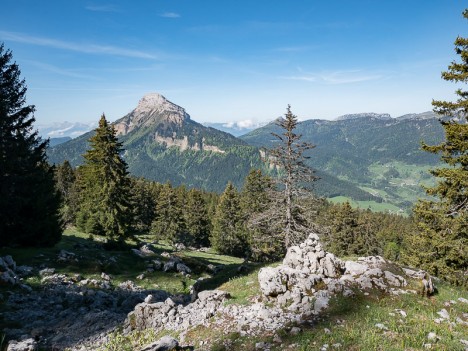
[1,1,467,126]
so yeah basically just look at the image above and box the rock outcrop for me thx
[258,233,408,313]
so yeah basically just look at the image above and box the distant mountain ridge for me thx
[37,121,96,139]
[240,111,445,211]
[47,94,446,211]
[47,94,264,192]
[335,112,392,121]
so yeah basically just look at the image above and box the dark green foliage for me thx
[327,202,360,256]
[55,160,78,225]
[150,182,185,243]
[185,188,211,247]
[405,9,468,286]
[76,115,132,240]
[129,178,160,233]
[405,122,468,285]
[315,199,413,259]
[211,182,247,257]
[0,43,62,247]
[240,169,279,261]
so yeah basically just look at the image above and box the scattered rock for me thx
[206,263,222,274]
[174,243,186,251]
[436,309,450,320]
[255,341,270,350]
[176,263,191,274]
[152,260,163,270]
[140,336,178,351]
[289,327,301,335]
[101,272,112,281]
[39,268,55,277]
[375,323,388,330]
[57,250,77,262]
[7,338,37,351]
[140,244,157,256]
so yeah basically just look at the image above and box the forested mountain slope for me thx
[48,96,444,210]
[241,112,445,210]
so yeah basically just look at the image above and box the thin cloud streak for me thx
[282,70,383,84]
[26,61,98,80]
[0,31,157,59]
[85,4,119,12]
[160,12,181,18]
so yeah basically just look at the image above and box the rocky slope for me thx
[2,233,468,351]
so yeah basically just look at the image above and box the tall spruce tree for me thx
[185,188,210,247]
[240,169,279,261]
[0,43,62,247]
[150,182,185,243]
[211,182,247,257]
[55,160,78,225]
[130,178,160,233]
[76,114,132,241]
[404,9,468,286]
[269,105,317,247]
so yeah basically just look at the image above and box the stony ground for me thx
[0,231,467,351]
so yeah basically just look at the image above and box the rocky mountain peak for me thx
[114,93,191,135]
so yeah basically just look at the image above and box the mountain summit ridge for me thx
[114,93,190,135]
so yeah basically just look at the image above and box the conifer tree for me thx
[269,105,317,247]
[185,188,210,247]
[211,182,247,257]
[55,160,78,225]
[327,201,359,256]
[150,182,185,243]
[404,9,468,286]
[240,169,278,261]
[0,43,62,247]
[76,114,132,241]
[130,178,160,233]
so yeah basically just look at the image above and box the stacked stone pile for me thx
[258,233,409,313]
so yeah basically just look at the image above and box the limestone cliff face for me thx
[113,93,227,154]
[114,93,190,136]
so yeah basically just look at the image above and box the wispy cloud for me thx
[0,31,157,59]
[283,69,382,85]
[274,46,315,53]
[26,61,98,80]
[160,12,181,18]
[85,4,119,12]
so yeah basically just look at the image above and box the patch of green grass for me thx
[96,328,180,351]
[328,196,403,214]
[218,266,263,305]
[273,282,468,351]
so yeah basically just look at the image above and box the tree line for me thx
[0,8,466,287]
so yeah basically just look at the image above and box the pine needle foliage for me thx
[150,182,185,243]
[0,43,62,247]
[240,169,279,261]
[211,182,247,257]
[405,9,468,286]
[268,105,318,247]
[76,115,132,241]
